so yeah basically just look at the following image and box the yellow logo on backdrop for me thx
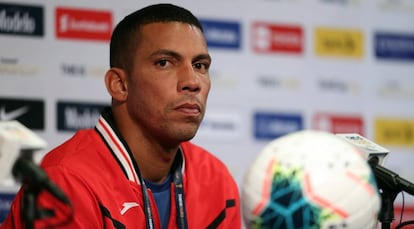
[315,27,364,58]
[375,118,414,147]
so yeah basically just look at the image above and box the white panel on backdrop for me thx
[1,0,414,219]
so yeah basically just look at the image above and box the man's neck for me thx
[111,107,180,184]
[132,144,179,184]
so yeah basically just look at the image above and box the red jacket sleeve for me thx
[1,165,103,229]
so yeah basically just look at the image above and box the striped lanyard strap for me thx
[140,150,188,229]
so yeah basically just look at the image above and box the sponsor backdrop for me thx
[1,0,414,225]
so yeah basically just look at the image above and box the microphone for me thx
[12,149,71,204]
[336,133,414,195]
[0,120,47,185]
[1,121,73,228]
[0,120,70,203]
[368,155,414,196]
[336,133,389,165]
[336,133,414,228]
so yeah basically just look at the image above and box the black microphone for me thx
[336,133,414,228]
[336,133,414,195]
[368,156,414,195]
[325,133,414,229]
[12,149,71,204]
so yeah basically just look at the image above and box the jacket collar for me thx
[95,107,185,185]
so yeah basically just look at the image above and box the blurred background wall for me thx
[1,0,414,225]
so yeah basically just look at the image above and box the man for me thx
[1,4,241,229]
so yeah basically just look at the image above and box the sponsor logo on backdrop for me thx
[375,118,414,147]
[57,101,108,131]
[313,113,364,135]
[60,63,106,78]
[375,32,414,61]
[314,27,363,58]
[197,111,242,140]
[0,193,15,223]
[55,7,112,41]
[256,74,299,90]
[258,0,301,2]
[61,63,85,76]
[317,76,360,95]
[377,78,414,99]
[199,19,241,49]
[320,0,361,6]
[0,3,44,37]
[0,97,44,130]
[252,22,303,54]
[393,206,414,229]
[254,112,303,140]
[209,70,239,88]
[378,0,414,12]
[0,57,38,76]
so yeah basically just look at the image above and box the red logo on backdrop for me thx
[55,7,112,41]
[312,113,364,135]
[393,205,414,228]
[252,22,303,54]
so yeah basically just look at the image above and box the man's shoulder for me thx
[181,141,220,162]
[180,141,240,199]
[41,129,105,167]
[180,141,230,176]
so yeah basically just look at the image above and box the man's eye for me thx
[156,59,169,67]
[194,62,209,71]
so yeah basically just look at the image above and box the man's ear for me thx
[105,68,128,102]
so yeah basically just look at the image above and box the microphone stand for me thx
[12,149,56,229]
[368,156,414,229]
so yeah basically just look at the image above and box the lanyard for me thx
[172,159,188,229]
[139,150,188,229]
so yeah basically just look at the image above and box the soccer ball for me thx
[242,130,380,229]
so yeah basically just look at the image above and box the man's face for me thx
[126,22,211,146]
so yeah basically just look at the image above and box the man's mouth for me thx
[175,103,201,115]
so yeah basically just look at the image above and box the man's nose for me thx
[177,64,200,93]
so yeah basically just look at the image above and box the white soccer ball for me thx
[242,130,380,229]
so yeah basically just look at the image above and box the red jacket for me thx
[2,112,241,228]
